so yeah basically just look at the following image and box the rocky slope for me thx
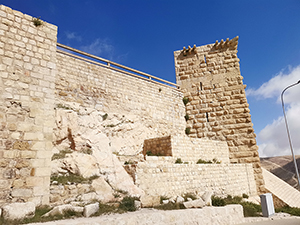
[260,155,300,189]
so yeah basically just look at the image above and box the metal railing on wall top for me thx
[56,43,180,89]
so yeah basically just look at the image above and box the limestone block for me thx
[42,204,83,217]
[134,200,141,210]
[83,202,99,217]
[91,177,114,203]
[2,202,35,220]
[140,194,160,207]
[11,188,32,197]
[176,196,184,203]
[202,191,213,206]
[183,198,205,208]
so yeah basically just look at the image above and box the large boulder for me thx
[83,202,99,217]
[91,177,114,202]
[2,202,35,220]
[140,194,160,207]
[183,198,205,209]
[42,204,83,217]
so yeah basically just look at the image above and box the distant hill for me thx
[260,155,300,190]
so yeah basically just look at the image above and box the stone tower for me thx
[174,37,264,193]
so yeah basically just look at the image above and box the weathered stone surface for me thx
[134,200,141,210]
[2,202,35,220]
[30,205,245,225]
[91,177,114,203]
[176,196,184,203]
[183,198,205,208]
[83,202,99,217]
[140,194,160,207]
[202,191,213,206]
[42,204,83,217]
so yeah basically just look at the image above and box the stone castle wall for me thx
[0,4,263,207]
[136,162,257,197]
[56,51,185,136]
[174,37,264,192]
[0,5,57,205]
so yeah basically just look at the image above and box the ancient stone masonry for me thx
[0,4,265,210]
[174,36,264,193]
[0,5,57,205]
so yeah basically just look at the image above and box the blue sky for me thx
[1,0,300,157]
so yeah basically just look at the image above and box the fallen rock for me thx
[183,198,205,209]
[84,202,99,217]
[2,202,35,220]
[176,196,185,203]
[202,191,213,206]
[134,200,141,210]
[162,200,169,204]
[140,194,160,207]
[42,204,83,217]
[91,177,114,203]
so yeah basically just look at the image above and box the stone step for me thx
[262,168,300,208]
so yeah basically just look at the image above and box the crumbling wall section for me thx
[0,5,57,205]
[174,37,264,193]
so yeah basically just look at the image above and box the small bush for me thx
[102,113,108,121]
[211,196,226,206]
[184,114,189,121]
[183,97,189,105]
[51,174,98,185]
[196,159,212,164]
[185,127,191,135]
[55,104,72,110]
[146,150,162,156]
[51,149,73,160]
[276,206,300,216]
[211,195,262,217]
[242,193,249,199]
[241,202,261,217]
[92,202,119,216]
[119,196,139,212]
[175,158,183,164]
[32,17,43,27]
[155,202,185,210]
[115,189,128,195]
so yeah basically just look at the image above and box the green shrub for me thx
[51,149,73,160]
[242,193,249,199]
[276,206,300,216]
[185,127,191,135]
[119,196,139,212]
[184,114,189,121]
[183,97,189,105]
[32,17,43,27]
[211,196,226,206]
[212,195,262,217]
[155,202,185,210]
[102,113,108,121]
[92,202,119,216]
[175,158,183,164]
[51,174,98,185]
[240,202,262,217]
[196,159,212,164]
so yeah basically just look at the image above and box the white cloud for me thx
[65,31,82,42]
[246,65,300,104]
[258,103,300,157]
[251,65,300,157]
[80,38,114,60]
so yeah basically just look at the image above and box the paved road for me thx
[242,218,300,225]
